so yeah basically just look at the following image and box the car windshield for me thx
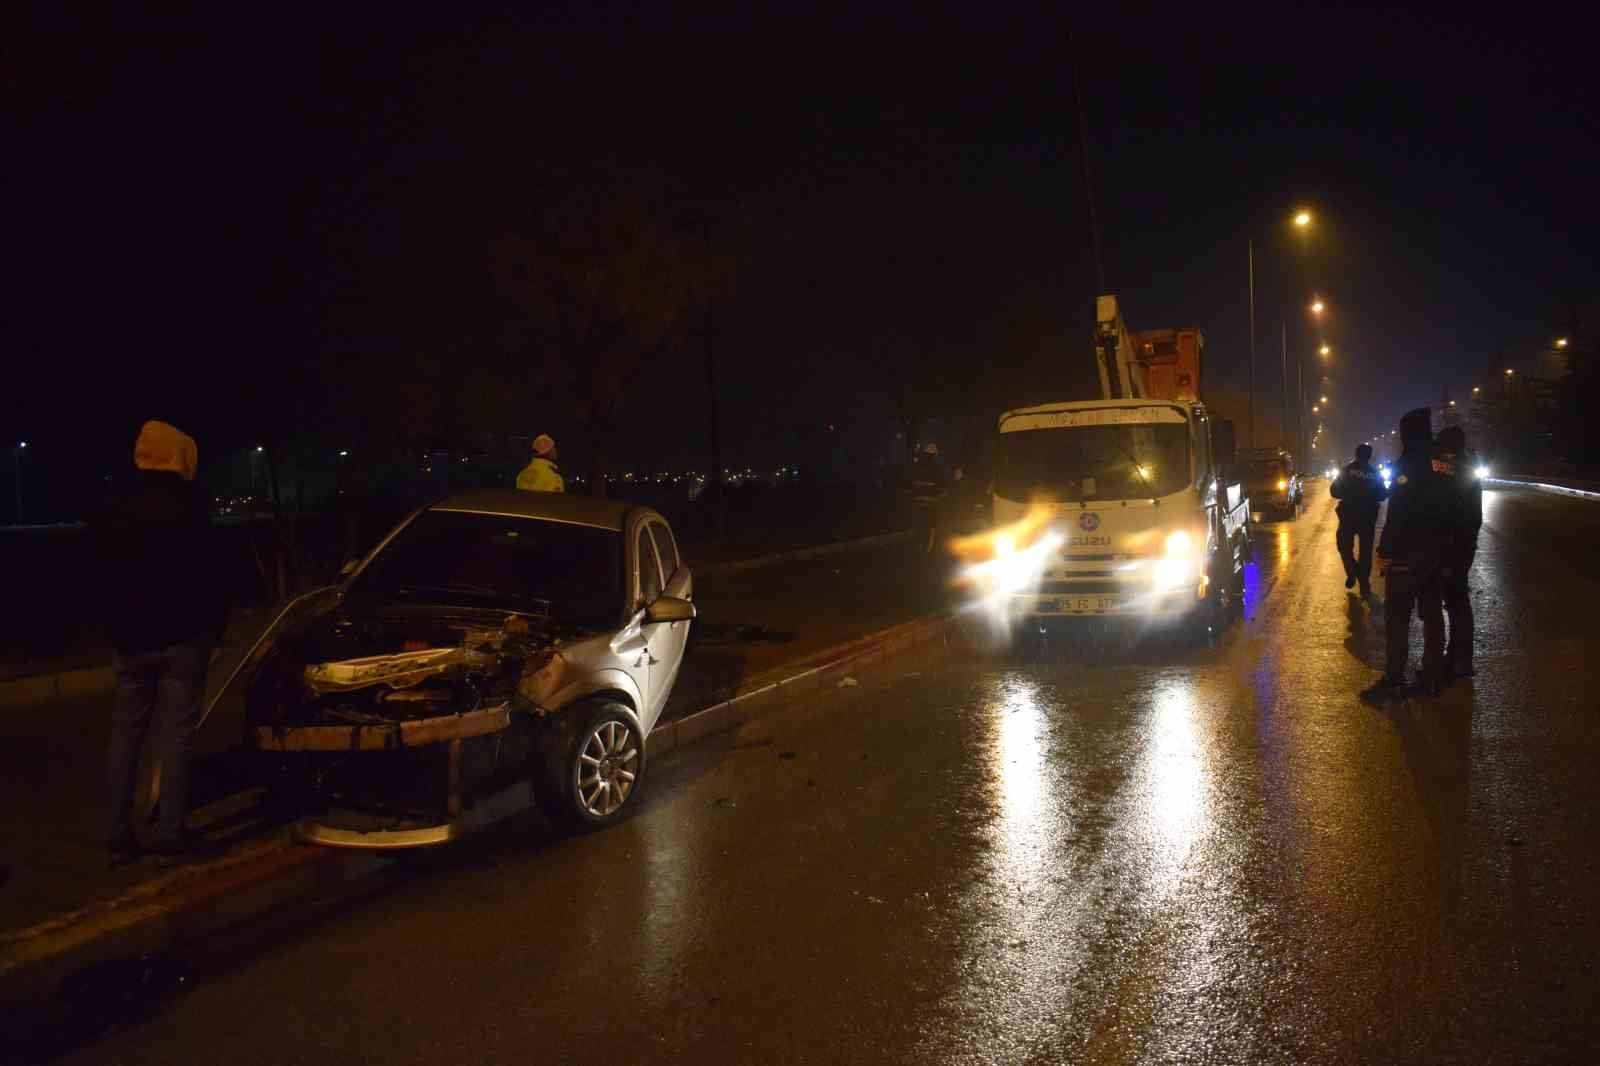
[995,422,1190,502]
[349,510,622,628]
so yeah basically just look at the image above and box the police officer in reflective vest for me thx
[1330,442,1388,597]
[1435,425,1484,679]
[516,434,565,493]
[1363,408,1456,702]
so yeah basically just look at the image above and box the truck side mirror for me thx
[1213,420,1237,467]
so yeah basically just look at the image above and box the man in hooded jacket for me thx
[1363,407,1456,702]
[94,421,227,862]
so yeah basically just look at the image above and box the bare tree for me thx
[496,183,708,495]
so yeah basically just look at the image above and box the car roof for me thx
[429,489,642,531]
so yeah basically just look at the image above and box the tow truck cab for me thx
[989,398,1251,623]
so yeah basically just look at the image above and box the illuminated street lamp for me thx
[1473,386,1481,393]
[1319,344,1331,356]
[1504,368,1515,377]
[1310,300,1326,314]
[1320,395,1329,404]
[1555,337,1570,349]
[1293,210,1313,227]
[1312,405,1320,414]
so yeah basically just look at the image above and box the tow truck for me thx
[963,295,1252,638]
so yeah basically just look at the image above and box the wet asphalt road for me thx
[56,483,1600,1065]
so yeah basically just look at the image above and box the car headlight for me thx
[1476,465,1490,479]
[1276,479,1288,491]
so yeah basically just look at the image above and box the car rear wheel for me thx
[539,700,646,830]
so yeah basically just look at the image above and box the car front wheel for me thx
[540,700,646,830]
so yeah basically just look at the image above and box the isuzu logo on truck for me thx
[1078,512,1101,531]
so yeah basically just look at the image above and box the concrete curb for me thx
[0,532,916,708]
[0,610,954,1008]
[1486,476,1600,501]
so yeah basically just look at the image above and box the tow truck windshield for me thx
[995,422,1190,502]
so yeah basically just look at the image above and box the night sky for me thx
[8,2,1596,504]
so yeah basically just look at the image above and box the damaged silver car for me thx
[210,489,694,848]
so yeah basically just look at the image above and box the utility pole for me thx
[1248,240,1256,448]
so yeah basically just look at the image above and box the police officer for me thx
[1362,408,1456,703]
[516,434,565,493]
[1330,442,1388,597]
[1434,425,1484,680]
[908,443,948,554]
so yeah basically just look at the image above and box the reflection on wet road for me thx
[64,484,1600,1065]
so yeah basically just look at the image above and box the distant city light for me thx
[1555,338,1569,349]
[255,445,264,453]
[1293,210,1313,227]
[1319,344,1331,355]
[1310,300,1326,314]
[339,450,349,456]
[1504,368,1515,377]
[16,441,25,449]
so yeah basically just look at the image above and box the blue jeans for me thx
[109,641,210,845]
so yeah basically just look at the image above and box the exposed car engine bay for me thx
[247,607,581,736]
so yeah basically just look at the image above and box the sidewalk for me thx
[0,540,950,956]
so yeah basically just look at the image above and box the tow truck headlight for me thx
[1153,530,1195,592]
[1476,465,1490,479]
[970,528,1064,595]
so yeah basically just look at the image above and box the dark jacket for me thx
[907,455,948,507]
[93,470,227,655]
[1377,446,1456,564]
[1330,460,1388,526]
[1434,445,1484,563]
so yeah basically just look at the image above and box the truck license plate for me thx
[1071,597,1114,611]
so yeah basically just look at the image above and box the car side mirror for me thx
[646,595,696,623]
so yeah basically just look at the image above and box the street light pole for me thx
[1281,320,1290,456]
[12,443,24,525]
